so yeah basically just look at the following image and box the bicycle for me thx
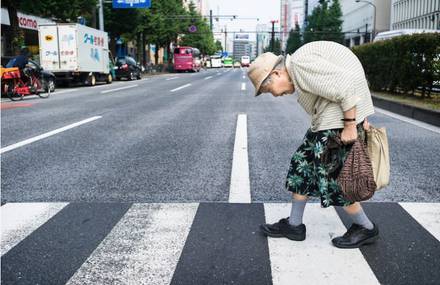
[1,67,50,101]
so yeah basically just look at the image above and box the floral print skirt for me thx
[285,123,366,208]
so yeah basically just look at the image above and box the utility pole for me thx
[224,25,227,54]
[98,0,104,31]
[304,0,308,28]
[270,20,277,52]
[210,10,213,31]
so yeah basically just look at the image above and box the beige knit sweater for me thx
[285,41,375,132]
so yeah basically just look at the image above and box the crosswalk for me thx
[1,202,439,284]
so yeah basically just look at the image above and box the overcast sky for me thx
[207,0,281,34]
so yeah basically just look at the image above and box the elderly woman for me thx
[247,41,379,248]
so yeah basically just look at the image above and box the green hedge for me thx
[351,33,440,97]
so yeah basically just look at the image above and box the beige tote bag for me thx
[366,126,390,190]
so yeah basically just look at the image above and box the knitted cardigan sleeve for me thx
[291,53,361,112]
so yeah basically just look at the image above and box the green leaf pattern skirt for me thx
[285,123,366,208]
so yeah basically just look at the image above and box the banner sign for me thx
[113,0,151,8]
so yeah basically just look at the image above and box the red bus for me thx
[173,46,201,72]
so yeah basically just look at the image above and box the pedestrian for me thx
[247,41,379,248]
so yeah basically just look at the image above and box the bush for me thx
[351,33,440,98]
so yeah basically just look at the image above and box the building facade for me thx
[233,33,253,61]
[256,24,270,57]
[391,0,440,30]
[341,0,392,47]
[182,0,209,15]
[280,0,305,50]
[1,8,55,57]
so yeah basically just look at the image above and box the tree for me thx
[285,24,302,54]
[19,0,98,23]
[303,0,344,44]
[264,38,282,55]
[2,0,24,55]
[215,40,223,52]
[180,2,216,55]
[140,0,186,65]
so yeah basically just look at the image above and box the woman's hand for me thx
[340,123,358,145]
[363,117,370,131]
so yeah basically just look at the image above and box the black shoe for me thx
[260,218,306,241]
[332,223,379,249]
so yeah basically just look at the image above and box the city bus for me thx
[173,46,201,72]
[210,55,222,68]
[222,57,233,68]
[241,56,250,67]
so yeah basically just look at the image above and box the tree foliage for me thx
[285,24,302,54]
[303,0,344,44]
[264,38,282,55]
[179,2,216,55]
[19,0,98,22]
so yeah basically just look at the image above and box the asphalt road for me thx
[2,67,440,284]
[1,67,439,204]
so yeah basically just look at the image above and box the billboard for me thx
[234,33,250,41]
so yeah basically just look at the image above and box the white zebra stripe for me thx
[264,203,379,285]
[399,202,440,242]
[66,203,198,285]
[1,203,68,256]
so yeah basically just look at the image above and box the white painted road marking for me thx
[166,77,179,81]
[0,116,102,154]
[100,85,138,94]
[375,107,440,134]
[66,203,198,285]
[1,203,68,255]
[241,83,246,91]
[51,88,80,95]
[264,203,380,285]
[170,84,191,92]
[204,76,213,80]
[399,202,440,241]
[229,114,251,203]
[242,75,246,79]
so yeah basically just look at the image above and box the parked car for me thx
[1,56,56,93]
[114,56,142,80]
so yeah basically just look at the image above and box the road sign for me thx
[113,0,151,8]
[188,25,197,33]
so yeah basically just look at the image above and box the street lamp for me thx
[355,0,376,42]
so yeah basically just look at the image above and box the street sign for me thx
[112,0,151,8]
[188,25,197,33]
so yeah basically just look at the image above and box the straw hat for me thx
[247,52,284,96]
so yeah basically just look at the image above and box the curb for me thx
[372,95,440,127]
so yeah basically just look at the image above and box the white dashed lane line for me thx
[229,114,251,203]
[100,85,138,94]
[170,84,191,92]
[166,77,179,81]
[241,83,246,91]
[0,116,102,154]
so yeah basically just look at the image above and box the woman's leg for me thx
[342,202,374,230]
[289,193,308,226]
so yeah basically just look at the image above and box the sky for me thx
[206,0,281,35]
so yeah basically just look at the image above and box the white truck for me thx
[38,23,113,86]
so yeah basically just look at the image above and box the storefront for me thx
[1,8,54,60]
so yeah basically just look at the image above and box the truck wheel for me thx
[88,74,96,86]
[106,74,113,84]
